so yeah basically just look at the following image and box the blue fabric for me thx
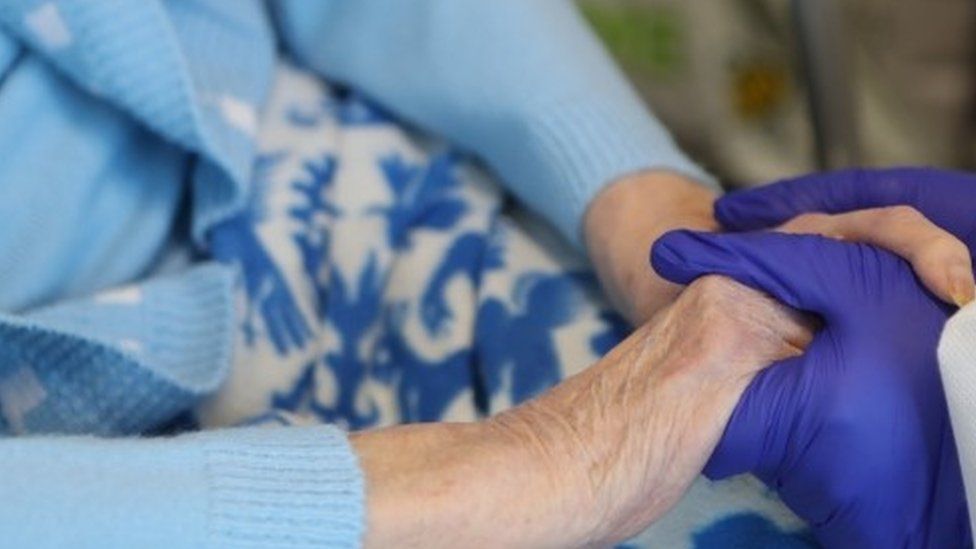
[0,60,793,547]
[0,53,186,312]
[274,0,717,246]
[0,0,715,430]
[0,0,274,243]
[0,0,713,250]
[0,264,234,436]
[0,0,714,437]
[652,229,970,548]
[0,424,363,548]
[692,513,817,548]
[0,1,714,546]
[202,65,813,547]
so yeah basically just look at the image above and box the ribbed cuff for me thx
[520,96,719,247]
[204,426,365,548]
[0,425,364,548]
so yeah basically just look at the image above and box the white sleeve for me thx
[938,301,976,532]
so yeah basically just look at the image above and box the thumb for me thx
[651,229,867,321]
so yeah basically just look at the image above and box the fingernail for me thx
[949,264,976,307]
[952,288,975,308]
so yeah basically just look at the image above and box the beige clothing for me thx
[580,0,976,186]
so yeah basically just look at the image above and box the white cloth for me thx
[938,301,976,532]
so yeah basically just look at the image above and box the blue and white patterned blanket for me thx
[200,63,817,548]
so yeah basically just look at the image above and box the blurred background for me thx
[579,0,976,187]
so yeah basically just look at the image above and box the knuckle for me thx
[691,275,735,300]
[923,234,965,255]
[877,204,924,227]
[951,240,973,263]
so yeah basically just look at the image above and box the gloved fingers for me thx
[778,207,975,307]
[650,229,869,318]
[715,169,869,230]
[717,167,976,239]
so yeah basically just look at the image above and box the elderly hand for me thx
[584,170,718,325]
[352,275,811,548]
[652,229,972,548]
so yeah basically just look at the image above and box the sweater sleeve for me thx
[272,0,717,246]
[938,301,976,535]
[0,425,364,548]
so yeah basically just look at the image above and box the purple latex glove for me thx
[651,229,971,548]
[716,167,976,252]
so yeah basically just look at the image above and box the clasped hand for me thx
[653,167,976,548]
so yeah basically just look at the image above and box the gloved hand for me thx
[716,167,976,305]
[651,229,972,548]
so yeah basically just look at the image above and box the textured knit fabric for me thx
[0,1,717,547]
[0,44,187,312]
[939,301,976,535]
[0,65,367,548]
[273,0,716,246]
[0,425,363,548]
[0,0,715,249]
[0,264,234,435]
[0,0,274,245]
[0,0,714,434]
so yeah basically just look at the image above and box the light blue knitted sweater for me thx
[0,1,714,546]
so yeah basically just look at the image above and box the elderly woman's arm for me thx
[0,277,810,548]
[354,275,811,548]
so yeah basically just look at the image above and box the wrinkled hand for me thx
[488,274,812,546]
[353,275,812,548]
[652,229,971,548]
[717,167,976,306]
